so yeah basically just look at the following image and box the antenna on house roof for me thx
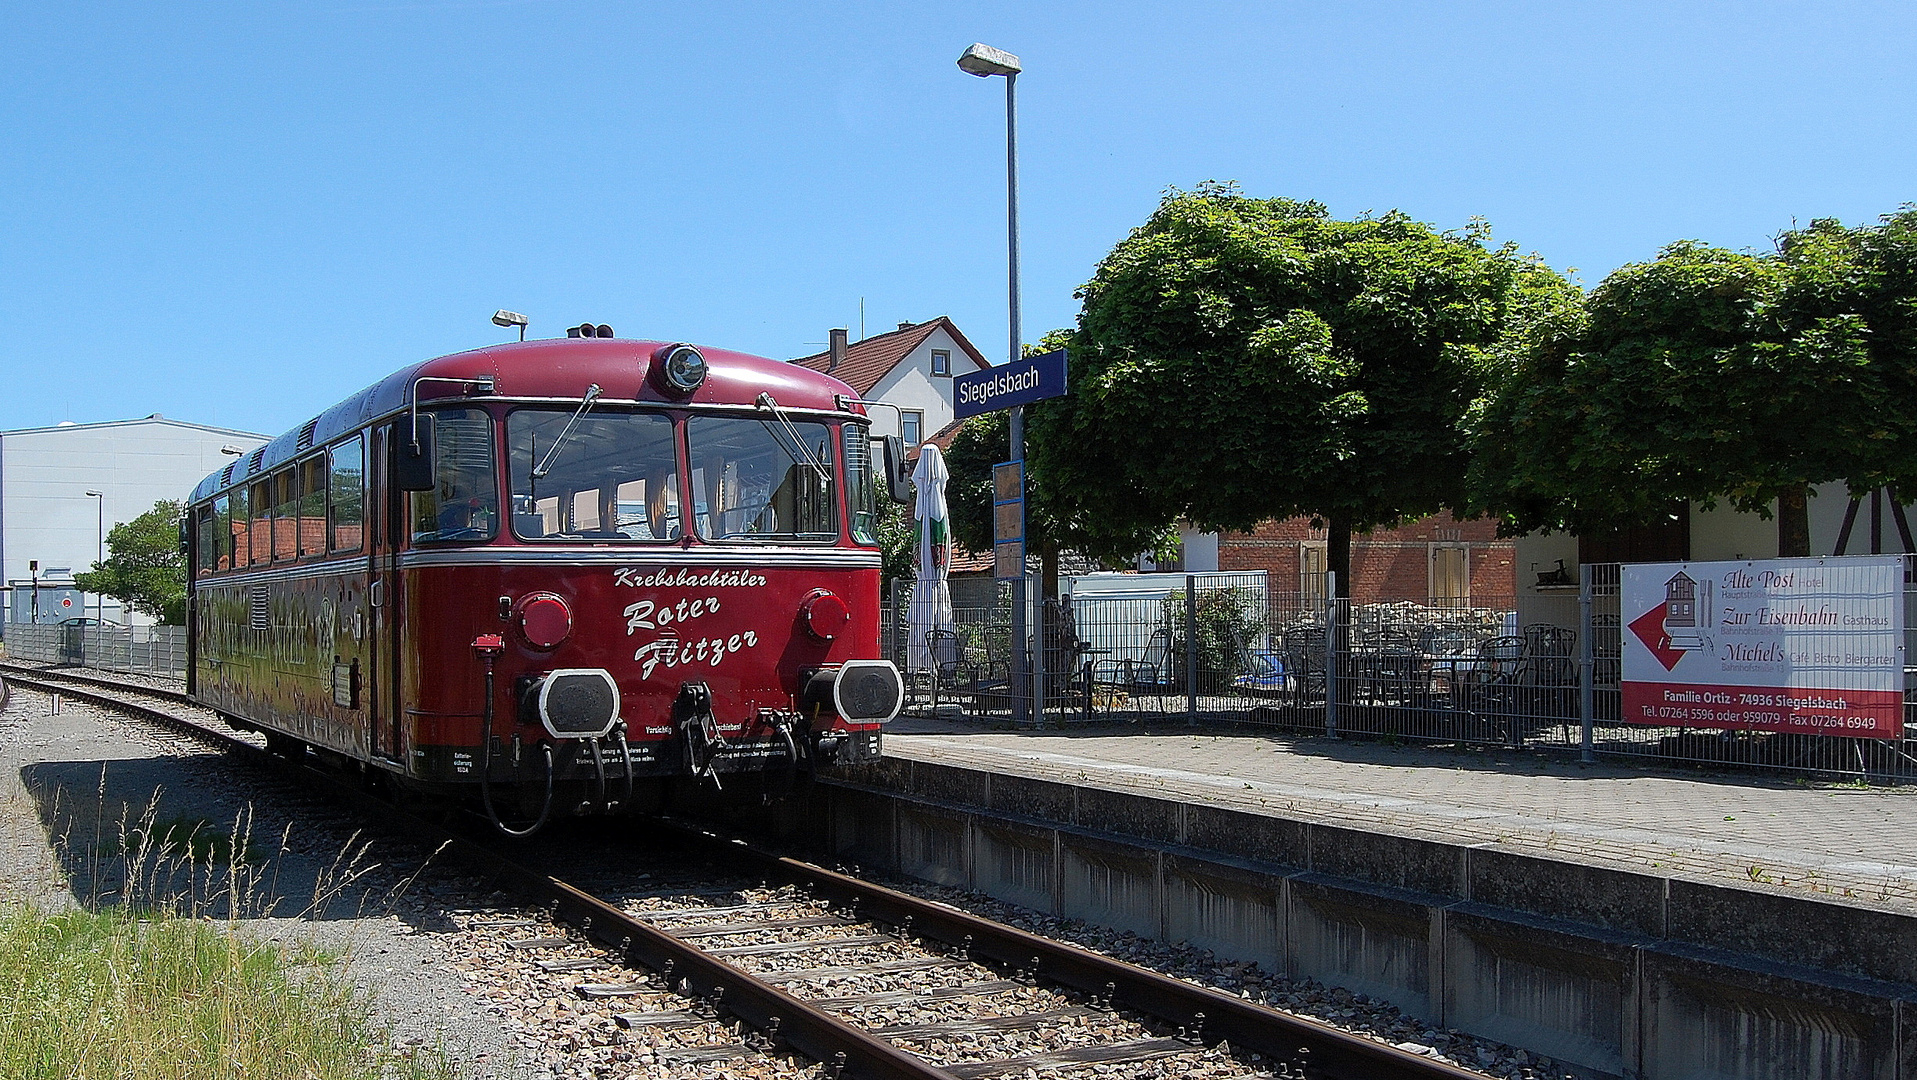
[859,297,865,342]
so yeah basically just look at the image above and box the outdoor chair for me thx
[1091,626,1173,717]
[926,628,981,713]
[1462,634,1583,744]
[1279,626,1328,706]
[1523,624,1578,688]
[1459,634,1526,725]
[1519,623,1579,721]
[1590,613,1621,688]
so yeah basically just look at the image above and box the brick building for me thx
[1169,512,1515,607]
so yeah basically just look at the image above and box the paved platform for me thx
[883,717,1917,914]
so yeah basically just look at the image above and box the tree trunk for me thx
[1040,540,1060,599]
[1324,511,1352,729]
[1326,512,1352,599]
[1777,486,1810,558]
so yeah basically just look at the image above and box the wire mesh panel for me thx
[0,622,186,676]
[887,558,1917,783]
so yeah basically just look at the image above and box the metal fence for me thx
[0,623,188,676]
[885,560,1917,784]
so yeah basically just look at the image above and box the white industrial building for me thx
[1,415,269,627]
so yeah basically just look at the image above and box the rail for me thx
[0,662,1483,1080]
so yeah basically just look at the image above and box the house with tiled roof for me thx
[790,317,990,449]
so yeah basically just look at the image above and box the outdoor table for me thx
[1423,653,1480,707]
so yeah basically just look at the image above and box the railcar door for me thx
[367,424,404,763]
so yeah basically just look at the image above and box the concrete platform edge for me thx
[807,758,1917,1080]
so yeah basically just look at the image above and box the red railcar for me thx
[185,333,907,833]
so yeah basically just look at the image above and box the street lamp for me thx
[84,490,104,661]
[956,42,1041,722]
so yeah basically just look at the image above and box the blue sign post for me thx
[953,348,1068,420]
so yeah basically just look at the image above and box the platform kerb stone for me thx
[1467,847,1669,939]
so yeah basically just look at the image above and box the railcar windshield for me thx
[410,408,499,544]
[507,408,681,541]
[843,422,878,546]
[686,416,836,542]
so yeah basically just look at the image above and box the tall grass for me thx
[0,904,455,1079]
[0,766,460,1079]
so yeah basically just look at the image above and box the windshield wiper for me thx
[755,392,830,484]
[532,384,603,480]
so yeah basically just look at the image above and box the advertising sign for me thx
[1620,556,1906,739]
[953,349,1068,420]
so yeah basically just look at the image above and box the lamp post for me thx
[957,41,1041,723]
[84,490,104,663]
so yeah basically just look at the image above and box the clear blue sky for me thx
[3,1,1912,438]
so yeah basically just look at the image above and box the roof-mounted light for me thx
[653,343,707,396]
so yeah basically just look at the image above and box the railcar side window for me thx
[231,486,251,570]
[195,506,215,577]
[213,495,233,572]
[506,409,680,541]
[686,416,836,542]
[272,470,299,562]
[844,424,878,545]
[410,409,499,544]
[249,479,273,566]
[329,436,364,554]
[297,457,327,557]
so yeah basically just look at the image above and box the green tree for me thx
[1040,183,1568,593]
[874,497,915,583]
[1470,208,1917,555]
[74,499,187,625]
[942,332,1170,591]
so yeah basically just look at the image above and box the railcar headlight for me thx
[516,593,573,650]
[800,588,850,641]
[653,343,707,396]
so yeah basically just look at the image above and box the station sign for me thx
[1620,555,1905,739]
[992,461,1024,581]
[954,348,1068,420]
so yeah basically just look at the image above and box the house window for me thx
[931,349,951,377]
[1301,542,1328,602]
[901,410,923,447]
[1430,545,1469,607]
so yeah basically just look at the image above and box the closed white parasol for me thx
[905,444,956,674]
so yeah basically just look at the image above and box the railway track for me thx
[0,662,1488,1080]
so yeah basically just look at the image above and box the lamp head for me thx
[491,309,528,329]
[85,490,103,498]
[957,43,1021,77]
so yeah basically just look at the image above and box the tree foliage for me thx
[873,498,916,583]
[74,499,187,625]
[1469,208,1917,539]
[1034,183,1569,583]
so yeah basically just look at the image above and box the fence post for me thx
[1324,571,1339,739]
[1184,575,1198,723]
[1579,563,1595,763]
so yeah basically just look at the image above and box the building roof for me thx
[0,414,268,440]
[790,316,991,396]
